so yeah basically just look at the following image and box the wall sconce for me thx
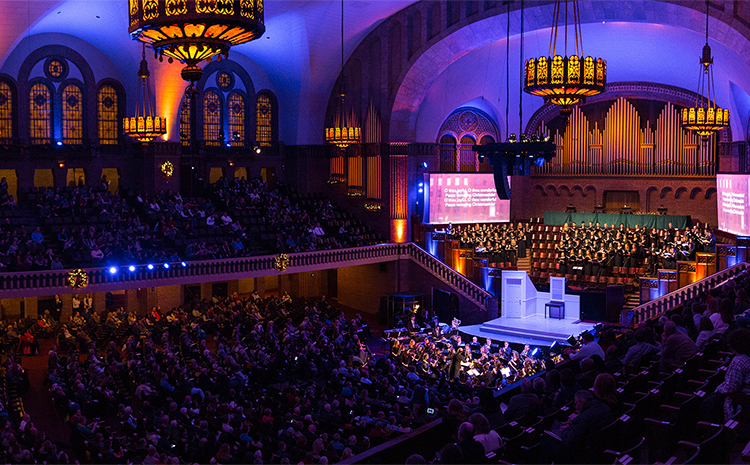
[58,162,65,168]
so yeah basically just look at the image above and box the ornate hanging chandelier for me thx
[123,45,167,142]
[524,0,606,116]
[128,0,265,84]
[325,0,360,149]
[680,0,729,139]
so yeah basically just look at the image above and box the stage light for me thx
[163,263,170,269]
[534,157,546,167]
[226,143,230,147]
[109,267,117,274]
[567,335,578,346]
[549,341,561,354]
[181,261,187,267]
[56,141,63,146]
[418,188,423,193]
[421,161,428,168]
[418,182,423,187]
[532,348,541,357]
[128,265,136,272]
[147,264,154,270]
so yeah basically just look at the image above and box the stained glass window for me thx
[29,83,52,145]
[62,85,83,144]
[45,59,67,81]
[0,82,13,142]
[256,93,272,146]
[216,71,234,90]
[180,97,191,146]
[228,92,245,146]
[203,90,221,146]
[97,85,118,145]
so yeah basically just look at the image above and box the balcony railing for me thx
[0,243,491,308]
[627,262,749,326]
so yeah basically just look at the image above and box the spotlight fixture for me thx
[56,141,63,146]
[128,265,136,272]
[109,267,117,274]
[421,161,428,169]
[181,261,187,267]
[163,263,170,269]
[254,146,261,154]
[147,264,154,270]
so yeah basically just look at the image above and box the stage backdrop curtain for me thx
[543,212,691,229]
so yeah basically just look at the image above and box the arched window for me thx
[0,81,14,142]
[439,134,457,172]
[29,82,52,145]
[97,85,118,144]
[459,135,476,172]
[255,92,278,147]
[227,91,245,146]
[62,84,83,144]
[203,90,222,146]
[180,96,191,146]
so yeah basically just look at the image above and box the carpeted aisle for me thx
[19,338,71,445]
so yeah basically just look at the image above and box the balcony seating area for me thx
[0,177,382,272]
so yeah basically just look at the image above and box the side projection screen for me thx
[424,173,510,224]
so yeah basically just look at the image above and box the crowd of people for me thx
[551,221,716,276]
[0,177,379,272]
[446,222,531,266]
[0,269,747,463]
[388,327,546,389]
[23,292,535,464]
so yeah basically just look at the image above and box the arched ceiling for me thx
[390,1,750,142]
[414,20,750,142]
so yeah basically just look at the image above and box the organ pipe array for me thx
[536,97,716,175]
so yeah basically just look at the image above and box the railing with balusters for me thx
[628,262,749,326]
[0,243,491,308]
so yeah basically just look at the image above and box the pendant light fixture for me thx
[523,0,606,116]
[325,0,360,149]
[680,0,730,139]
[123,45,166,142]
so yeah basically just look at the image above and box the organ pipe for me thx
[541,98,715,176]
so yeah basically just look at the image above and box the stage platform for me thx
[458,316,595,347]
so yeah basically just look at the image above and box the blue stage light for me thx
[56,141,63,146]
[421,161,428,168]
[147,264,154,270]
[418,188,423,193]
[418,182,423,187]
[109,267,117,274]
[532,348,541,357]
[181,261,187,267]
[128,265,136,272]
[163,263,170,269]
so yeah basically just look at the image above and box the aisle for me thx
[19,339,71,445]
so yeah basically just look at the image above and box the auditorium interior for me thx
[3,0,750,463]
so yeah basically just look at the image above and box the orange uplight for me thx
[152,58,185,142]
[392,219,407,243]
